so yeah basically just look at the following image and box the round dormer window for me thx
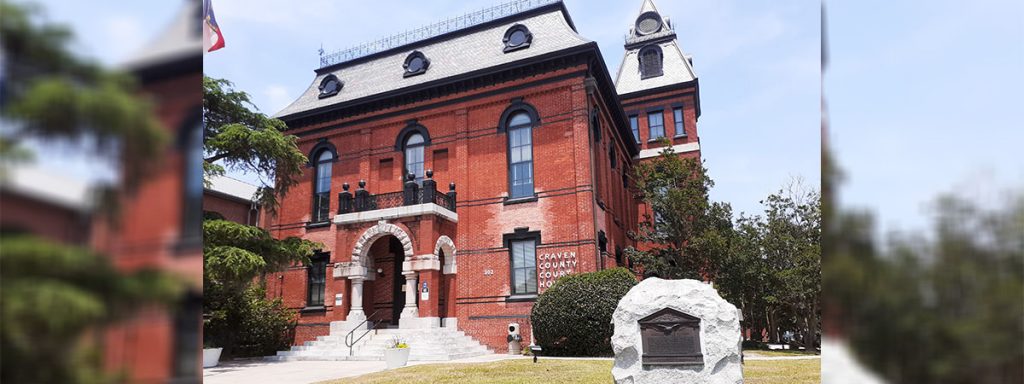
[503,24,533,53]
[318,75,342,99]
[636,11,662,35]
[403,51,430,77]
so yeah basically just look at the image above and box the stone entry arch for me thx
[345,221,417,325]
[435,235,457,274]
[352,221,414,266]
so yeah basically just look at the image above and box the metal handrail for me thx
[344,310,381,356]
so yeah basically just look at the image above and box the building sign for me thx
[537,251,578,290]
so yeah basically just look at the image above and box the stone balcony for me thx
[333,170,457,226]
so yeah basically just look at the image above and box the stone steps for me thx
[268,323,492,362]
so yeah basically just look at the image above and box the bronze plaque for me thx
[639,308,703,366]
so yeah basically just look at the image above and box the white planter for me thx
[203,348,223,368]
[384,348,410,369]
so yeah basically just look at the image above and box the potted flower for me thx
[384,336,410,369]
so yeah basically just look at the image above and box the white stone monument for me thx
[611,278,743,384]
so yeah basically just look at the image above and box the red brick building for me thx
[268,0,702,356]
[93,1,204,382]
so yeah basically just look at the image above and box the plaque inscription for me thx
[639,308,703,366]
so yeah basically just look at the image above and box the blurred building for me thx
[91,1,204,382]
[266,0,704,357]
[0,165,92,244]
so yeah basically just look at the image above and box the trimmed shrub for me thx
[530,267,638,356]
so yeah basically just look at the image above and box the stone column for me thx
[401,271,419,318]
[347,276,367,326]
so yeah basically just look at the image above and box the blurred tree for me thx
[0,235,183,383]
[202,76,307,214]
[625,144,734,280]
[1,2,182,382]
[0,1,166,187]
[203,218,321,357]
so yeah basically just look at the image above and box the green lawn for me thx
[325,358,820,384]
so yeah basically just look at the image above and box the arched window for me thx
[639,45,663,79]
[404,133,425,184]
[312,149,333,223]
[507,112,534,199]
[180,109,203,247]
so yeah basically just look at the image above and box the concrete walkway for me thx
[203,354,519,384]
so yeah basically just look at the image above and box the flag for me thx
[203,0,226,52]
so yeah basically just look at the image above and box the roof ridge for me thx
[318,0,561,68]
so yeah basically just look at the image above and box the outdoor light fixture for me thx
[377,268,384,277]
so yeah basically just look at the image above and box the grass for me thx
[325,357,820,384]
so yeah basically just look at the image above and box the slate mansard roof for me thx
[614,0,698,96]
[273,0,592,121]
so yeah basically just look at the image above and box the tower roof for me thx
[614,0,696,96]
[121,0,202,72]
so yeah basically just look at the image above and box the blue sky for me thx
[34,0,822,224]
[827,0,1024,234]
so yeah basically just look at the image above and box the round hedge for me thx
[530,267,638,356]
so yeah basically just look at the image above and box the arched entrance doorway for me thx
[363,236,408,327]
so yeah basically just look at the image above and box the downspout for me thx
[584,76,603,271]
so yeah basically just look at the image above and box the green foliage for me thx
[203,218,321,357]
[203,76,307,213]
[530,268,637,356]
[826,192,1024,384]
[717,183,821,348]
[1,1,166,188]
[1,235,183,383]
[626,144,733,279]
[204,285,297,358]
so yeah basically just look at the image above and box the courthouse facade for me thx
[267,0,703,352]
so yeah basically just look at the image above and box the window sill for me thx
[503,195,538,205]
[673,134,688,139]
[306,221,331,229]
[506,294,538,303]
[300,306,326,314]
[647,137,667,143]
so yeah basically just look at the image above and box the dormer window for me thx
[503,24,533,53]
[403,51,430,78]
[639,45,663,79]
[635,11,662,35]
[318,75,342,98]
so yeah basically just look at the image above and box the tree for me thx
[202,76,307,213]
[1,235,183,383]
[1,1,166,187]
[625,144,734,280]
[1,2,180,382]
[203,218,321,357]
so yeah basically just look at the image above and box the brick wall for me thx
[269,64,662,352]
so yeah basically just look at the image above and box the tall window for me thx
[181,115,203,244]
[507,112,534,199]
[648,111,665,140]
[404,133,425,184]
[673,107,686,137]
[510,239,537,295]
[639,45,663,79]
[629,115,640,143]
[307,253,328,307]
[312,150,333,222]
